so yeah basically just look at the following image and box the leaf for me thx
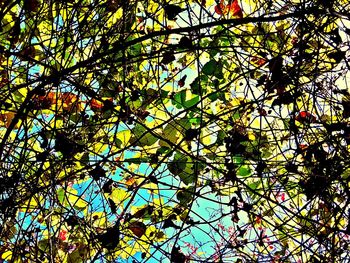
[132,205,154,219]
[124,157,151,164]
[23,0,40,12]
[109,188,130,205]
[162,216,180,229]
[171,246,186,263]
[269,56,283,82]
[131,123,159,146]
[172,90,199,109]
[128,221,147,238]
[342,94,350,118]
[96,223,120,249]
[164,4,185,20]
[58,230,68,241]
[214,0,243,18]
[168,152,187,176]
[54,133,83,157]
[295,111,316,123]
[60,92,81,112]
[57,188,88,211]
[202,60,223,78]
[227,0,243,18]
[102,179,114,194]
[202,60,216,75]
[327,50,346,63]
[159,123,178,147]
[190,75,208,95]
[89,98,113,111]
[328,28,342,45]
[178,37,193,49]
[1,251,12,261]
[184,128,199,141]
[176,186,195,206]
[168,152,196,185]
[272,90,302,106]
[214,3,225,15]
[90,165,106,181]
[0,112,15,128]
[238,166,251,177]
[178,75,187,87]
[161,51,175,64]
[70,195,88,211]
[115,130,131,148]
[65,215,80,228]
[108,198,117,213]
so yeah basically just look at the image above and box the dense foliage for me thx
[1,0,350,262]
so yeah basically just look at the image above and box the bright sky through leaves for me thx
[1,0,350,262]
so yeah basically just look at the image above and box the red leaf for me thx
[295,111,316,123]
[215,1,243,18]
[227,0,243,18]
[178,75,187,87]
[135,110,150,120]
[128,222,146,238]
[39,92,56,103]
[59,230,67,241]
[214,4,225,15]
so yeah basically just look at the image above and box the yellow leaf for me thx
[116,130,131,147]
[1,250,12,260]
[21,194,44,211]
[106,8,123,28]
[109,188,130,206]
[90,212,107,228]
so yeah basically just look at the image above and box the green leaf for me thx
[202,60,223,79]
[156,146,171,155]
[190,75,208,95]
[176,186,195,206]
[168,152,187,176]
[238,166,251,177]
[202,60,216,75]
[168,152,196,185]
[114,138,123,148]
[57,188,65,204]
[172,90,199,109]
[131,123,159,146]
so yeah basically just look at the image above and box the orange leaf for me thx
[0,112,15,128]
[125,177,136,186]
[90,99,104,111]
[89,98,113,111]
[39,92,57,104]
[60,92,81,112]
[33,92,57,109]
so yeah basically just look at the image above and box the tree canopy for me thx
[1,0,350,262]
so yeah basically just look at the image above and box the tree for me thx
[0,0,350,262]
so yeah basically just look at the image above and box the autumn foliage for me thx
[1,0,350,262]
[215,0,243,17]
